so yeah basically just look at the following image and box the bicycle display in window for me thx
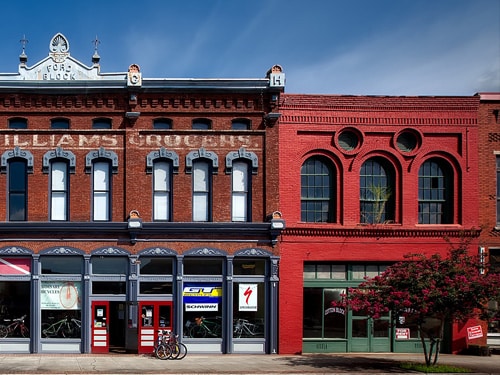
[184,316,222,338]
[0,314,29,338]
[41,316,81,338]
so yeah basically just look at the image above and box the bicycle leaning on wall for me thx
[0,314,29,338]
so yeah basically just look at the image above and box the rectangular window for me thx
[232,161,249,221]
[93,161,110,221]
[8,160,27,221]
[497,157,500,225]
[50,161,68,221]
[303,287,346,339]
[193,161,210,221]
[153,161,170,221]
[0,281,31,337]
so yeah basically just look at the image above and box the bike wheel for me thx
[173,342,187,360]
[155,344,172,360]
[20,326,29,338]
[189,325,207,338]
[41,323,52,338]
[0,325,8,338]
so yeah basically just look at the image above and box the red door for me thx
[138,302,172,354]
[91,301,109,353]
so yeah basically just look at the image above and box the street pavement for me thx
[0,352,498,375]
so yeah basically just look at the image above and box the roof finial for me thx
[92,35,100,64]
[19,34,28,64]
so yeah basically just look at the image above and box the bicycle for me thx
[0,315,29,338]
[233,318,263,338]
[185,316,222,338]
[41,316,81,338]
[154,329,187,360]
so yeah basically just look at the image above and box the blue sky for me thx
[0,0,498,95]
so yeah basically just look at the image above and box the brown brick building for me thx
[0,33,285,354]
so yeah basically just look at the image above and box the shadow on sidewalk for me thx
[276,354,410,373]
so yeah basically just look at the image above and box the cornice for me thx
[283,226,481,238]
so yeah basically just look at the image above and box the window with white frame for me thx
[153,160,172,221]
[231,161,250,221]
[193,161,211,221]
[93,161,111,221]
[50,161,69,220]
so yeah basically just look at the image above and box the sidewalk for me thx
[0,352,498,374]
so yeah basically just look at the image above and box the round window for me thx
[396,131,418,152]
[338,130,359,151]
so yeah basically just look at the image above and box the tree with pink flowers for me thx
[336,241,500,366]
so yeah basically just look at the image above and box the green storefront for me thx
[302,263,424,353]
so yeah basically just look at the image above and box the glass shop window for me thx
[182,282,222,339]
[92,256,128,274]
[233,259,266,276]
[0,281,31,338]
[40,281,82,338]
[232,282,265,338]
[303,288,346,339]
[139,257,173,275]
[183,258,222,275]
[40,256,83,274]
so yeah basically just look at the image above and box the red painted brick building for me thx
[278,94,480,354]
[477,92,500,350]
[0,33,285,354]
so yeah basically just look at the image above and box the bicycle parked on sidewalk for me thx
[0,315,29,338]
[154,329,187,360]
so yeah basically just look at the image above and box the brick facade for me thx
[278,94,480,354]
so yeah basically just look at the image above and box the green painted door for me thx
[350,313,391,352]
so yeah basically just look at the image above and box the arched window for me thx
[300,156,335,223]
[418,158,453,224]
[1,148,34,221]
[231,161,251,221]
[186,148,218,222]
[86,148,118,221]
[360,157,395,224]
[8,160,28,221]
[93,161,111,221]
[43,148,76,221]
[153,160,172,221]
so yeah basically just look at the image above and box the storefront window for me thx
[395,314,420,339]
[139,282,172,294]
[40,281,82,338]
[0,281,30,338]
[91,256,128,274]
[139,257,173,275]
[41,256,82,274]
[303,288,346,339]
[182,282,222,338]
[184,258,222,275]
[92,282,126,294]
[233,283,265,338]
[233,259,265,275]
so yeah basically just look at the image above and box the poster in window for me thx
[239,284,257,311]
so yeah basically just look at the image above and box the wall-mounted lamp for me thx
[128,210,142,244]
[125,111,140,119]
